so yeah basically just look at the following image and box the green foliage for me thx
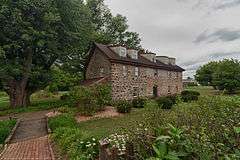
[48,114,77,131]
[69,84,111,116]
[148,124,191,160]
[196,59,240,93]
[181,90,200,102]
[0,0,93,107]
[52,127,99,160]
[115,100,132,113]
[212,59,240,93]
[156,96,177,109]
[0,119,16,144]
[132,97,146,108]
[86,0,141,49]
[49,68,81,92]
[195,61,219,86]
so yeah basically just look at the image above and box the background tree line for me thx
[195,59,240,93]
[0,0,141,107]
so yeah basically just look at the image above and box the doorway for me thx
[153,85,158,97]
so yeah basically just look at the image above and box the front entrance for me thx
[153,85,158,97]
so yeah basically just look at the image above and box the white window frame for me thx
[135,67,139,77]
[123,65,127,76]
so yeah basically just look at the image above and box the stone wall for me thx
[111,63,183,101]
[86,48,111,79]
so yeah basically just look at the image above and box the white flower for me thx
[92,138,96,141]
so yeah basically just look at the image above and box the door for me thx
[153,85,158,97]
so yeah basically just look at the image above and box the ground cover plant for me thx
[0,119,16,144]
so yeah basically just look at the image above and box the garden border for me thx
[46,116,52,134]
[0,118,20,152]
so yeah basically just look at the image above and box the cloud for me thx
[194,28,240,44]
[214,0,240,10]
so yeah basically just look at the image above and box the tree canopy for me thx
[195,59,240,93]
[0,0,142,107]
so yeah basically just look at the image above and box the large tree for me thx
[212,59,240,93]
[86,0,141,49]
[0,0,92,107]
[195,59,240,93]
[195,61,219,86]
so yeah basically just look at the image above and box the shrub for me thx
[69,85,111,116]
[0,119,16,144]
[60,94,70,101]
[132,98,146,108]
[52,127,99,160]
[48,114,77,131]
[156,96,176,109]
[181,90,200,102]
[115,100,132,113]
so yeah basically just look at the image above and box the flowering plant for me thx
[104,133,129,155]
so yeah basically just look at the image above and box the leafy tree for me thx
[0,0,92,107]
[212,59,240,93]
[195,59,240,93]
[195,61,219,86]
[86,0,141,49]
[48,67,81,92]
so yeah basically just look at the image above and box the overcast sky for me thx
[105,0,240,78]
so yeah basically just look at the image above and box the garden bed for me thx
[75,106,122,123]
[0,119,19,151]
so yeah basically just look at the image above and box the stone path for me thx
[0,112,54,160]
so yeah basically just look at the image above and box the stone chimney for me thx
[127,49,138,59]
[156,56,169,65]
[110,45,127,57]
[140,52,156,62]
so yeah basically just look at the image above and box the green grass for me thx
[0,91,68,116]
[0,119,17,144]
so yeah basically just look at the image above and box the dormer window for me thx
[119,47,127,57]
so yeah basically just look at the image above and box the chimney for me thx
[140,52,156,62]
[127,49,138,59]
[110,45,127,57]
[168,57,176,65]
[156,56,169,65]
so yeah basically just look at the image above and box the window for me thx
[176,86,178,92]
[100,68,104,76]
[168,72,172,79]
[133,87,138,97]
[168,86,171,94]
[123,66,127,76]
[154,69,158,76]
[135,67,139,77]
[119,47,127,57]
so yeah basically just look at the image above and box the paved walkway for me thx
[0,112,54,160]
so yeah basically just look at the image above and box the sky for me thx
[104,0,240,78]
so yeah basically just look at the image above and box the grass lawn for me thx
[0,91,67,116]
[0,119,17,144]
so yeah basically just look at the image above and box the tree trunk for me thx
[8,47,33,108]
[8,80,31,108]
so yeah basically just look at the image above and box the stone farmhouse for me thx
[84,43,185,100]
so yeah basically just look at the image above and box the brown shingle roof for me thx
[94,43,185,72]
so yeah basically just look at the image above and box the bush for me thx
[60,94,70,101]
[69,85,111,116]
[132,98,146,108]
[48,114,77,131]
[115,100,132,113]
[181,90,200,102]
[156,96,177,109]
[52,127,99,160]
[0,119,16,144]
